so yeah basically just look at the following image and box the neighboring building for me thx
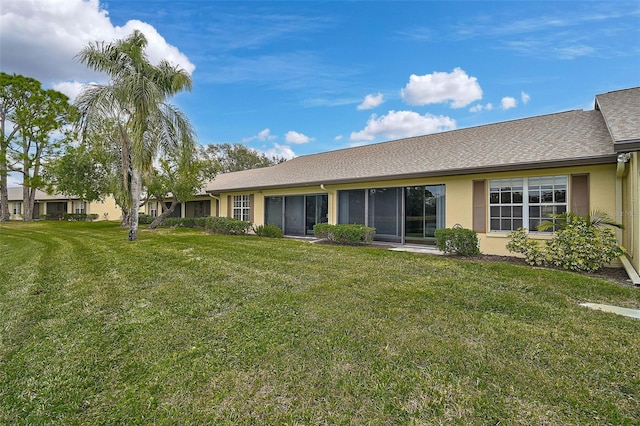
[3,187,121,221]
[199,87,640,274]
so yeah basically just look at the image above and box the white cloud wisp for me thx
[350,110,456,142]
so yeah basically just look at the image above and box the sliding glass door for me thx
[368,187,402,242]
[338,184,446,244]
[265,194,328,236]
[405,185,446,243]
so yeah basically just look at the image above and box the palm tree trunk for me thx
[128,167,142,241]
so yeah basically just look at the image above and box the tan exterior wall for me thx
[87,197,123,221]
[621,152,640,271]
[216,163,619,256]
[6,196,122,221]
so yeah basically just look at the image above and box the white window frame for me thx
[232,195,251,221]
[489,175,567,232]
[12,202,21,215]
[149,201,158,217]
[73,201,86,214]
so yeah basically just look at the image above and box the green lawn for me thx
[1,221,638,425]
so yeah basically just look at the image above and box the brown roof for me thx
[595,87,640,151]
[206,107,617,193]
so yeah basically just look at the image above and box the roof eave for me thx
[613,139,640,153]
[206,155,618,194]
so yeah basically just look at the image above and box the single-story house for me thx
[163,87,638,275]
[3,186,121,221]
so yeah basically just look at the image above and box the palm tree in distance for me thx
[75,30,194,241]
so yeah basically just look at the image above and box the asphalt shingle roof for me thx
[6,187,79,201]
[595,87,640,147]
[206,107,617,193]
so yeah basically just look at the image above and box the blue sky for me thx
[1,0,639,162]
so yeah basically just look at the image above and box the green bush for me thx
[507,222,624,272]
[253,224,283,238]
[435,227,480,256]
[314,224,375,245]
[205,216,252,235]
[194,217,207,228]
[313,223,332,239]
[138,213,155,224]
[63,213,96,221]
[506,228,546,266]
[546,221,624,272]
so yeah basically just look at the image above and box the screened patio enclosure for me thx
[338,185,446,244]
[265,194,328,236]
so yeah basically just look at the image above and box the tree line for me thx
[0,31,285,240]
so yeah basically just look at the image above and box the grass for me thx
[0,221,639,425]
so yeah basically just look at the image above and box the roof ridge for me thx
[285,108,588,162]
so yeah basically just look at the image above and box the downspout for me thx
[319,184,331,224]
[616,153,639,285]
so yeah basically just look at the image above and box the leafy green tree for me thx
[203,142,285,173]
[146,141,218,229]
[75,30,194,240]
[0,72,75,221]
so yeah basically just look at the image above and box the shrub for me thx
[253,224,283,238]
[435,227,480,256]
[506,228,546,266]
[313,223,332,239]
[314,224,375,245]
[194,217,207,228]
[507,223,625,272]
[546,221,624,272]
[205,216,252,235]
[138,213,155,224]
[62,213,98,222]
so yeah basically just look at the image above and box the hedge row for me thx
[204,216,252,235]
[314,223,375,245]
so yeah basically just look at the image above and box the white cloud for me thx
[400,67,482,108]
[521,91,531,104]
[262,143,296,160]
[0,0,195,85]
[334,135,343,141]
[357,93,384,110]
[285,131,313,144]
[242,128,277,143]
[52,81,93,103]
[350,110,456,142]
[501,96,517,110]
[470,103,494,113]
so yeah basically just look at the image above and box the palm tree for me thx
[75,30,195,240]
[537,209,623,232]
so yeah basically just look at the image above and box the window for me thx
[527,176,567,231]
[12,202,21,215]
[232,195,251,221]
[149,201,158,217]
[73,201,86,214]
[489,176,567,232]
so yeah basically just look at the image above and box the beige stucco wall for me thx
[620,152,639,271]
[217,163,619,256]
[87,197,123,221]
